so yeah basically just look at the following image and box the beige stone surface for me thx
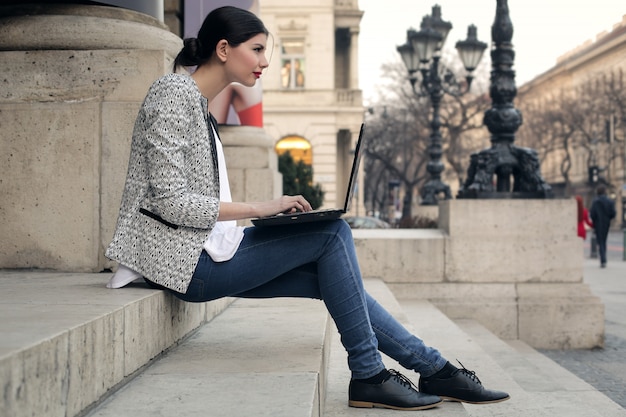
[445,236,583,283]
[0,13,181,57]
[66,312,125,417]
[440,199,584,283]
[389,282,519,340]
[0,9,181,272]
[440,199,575,237]
[0,102,101,270]
[0,271,231,417]
[0,49,174,103]
[517,283,605,349]
[353,229,445,283]
[0,335,70,417]
[0,50,173,271]
[354,200,603,348]
[87,298,328,417]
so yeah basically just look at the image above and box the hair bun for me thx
[185,38,203,58]
[175,37,203,67]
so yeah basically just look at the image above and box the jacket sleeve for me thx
[140,78,220,229]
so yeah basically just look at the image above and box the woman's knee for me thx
[334,218,353,236]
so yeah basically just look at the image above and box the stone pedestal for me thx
[438,199,603,349]
[355,199,605,349]
[0,5,181,272]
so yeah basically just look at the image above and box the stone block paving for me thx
[540,231,626,409]
[540,333,626,408]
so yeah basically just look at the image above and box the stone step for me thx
[462,320,626,417]
[0,272,232,417]
[323,278,468,416]
[400,300,626,417]
[325,277,626,417]
[85,297,331,417]
[3,272,624,417]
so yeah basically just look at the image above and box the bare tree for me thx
[440,91,491,184]
[362,57,491,223]
[517,68,626,196]
[364,101,429,222]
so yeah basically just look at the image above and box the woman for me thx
[106,6,509,411]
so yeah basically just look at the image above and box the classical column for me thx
[0,4,181,272]
[349,27,360,90]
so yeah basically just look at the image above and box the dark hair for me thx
[174,6,268,71]
[596,185,607,195]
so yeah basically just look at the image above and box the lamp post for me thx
[397,5,487,205]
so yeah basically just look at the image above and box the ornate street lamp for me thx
[457,0,552,199]
[397,5,487,205]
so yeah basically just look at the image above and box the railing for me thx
[336,89,362,106]
[334,0,358,10]
[263,89,362,108]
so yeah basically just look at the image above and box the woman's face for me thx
[227,33,269,87]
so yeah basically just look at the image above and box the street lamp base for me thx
[458,144,552,198]
[421,180,452,205]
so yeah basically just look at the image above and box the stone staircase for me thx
[1,272,625,417]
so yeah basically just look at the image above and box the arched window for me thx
[275,136,312,165]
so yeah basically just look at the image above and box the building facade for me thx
[259,0,365,212]
[517,14,626,221]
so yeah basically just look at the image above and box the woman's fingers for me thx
[281,195,312,213]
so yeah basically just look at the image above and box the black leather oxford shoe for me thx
[349,369,443,410]
[419,362,510,404]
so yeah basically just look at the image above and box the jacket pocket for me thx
[139,208,179,229]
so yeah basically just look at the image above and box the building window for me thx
[275,136,312,165]
[281,39,305,89]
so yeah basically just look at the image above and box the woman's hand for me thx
[217,195,312,221]
[256,195,313,217]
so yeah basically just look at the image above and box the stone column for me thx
[0,4,282,273]
[349,27,360,90]
[218,125,283,226]
[0,4,182,272]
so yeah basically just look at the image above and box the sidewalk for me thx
[540,231,626,408]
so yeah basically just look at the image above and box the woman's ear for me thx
[216,39,229,63]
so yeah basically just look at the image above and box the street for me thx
[540,230,626,408]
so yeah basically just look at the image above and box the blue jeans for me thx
[169,219,446,380]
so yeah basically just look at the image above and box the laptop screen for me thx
[343,123,365,212]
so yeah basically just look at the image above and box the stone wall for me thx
[354,199,604,349]
[0,5,179,271]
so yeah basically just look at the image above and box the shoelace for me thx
[388,369,419,391]
[456,360,483,385]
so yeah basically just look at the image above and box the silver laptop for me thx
[252,123,365,227]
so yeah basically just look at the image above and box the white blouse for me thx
[202,124,245,262]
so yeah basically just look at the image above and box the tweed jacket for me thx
[106,74,220,293]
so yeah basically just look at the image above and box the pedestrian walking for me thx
[590,185,616,268]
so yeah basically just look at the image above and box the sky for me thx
[358,0,626,103]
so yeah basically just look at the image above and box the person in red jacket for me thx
[576,195,593,239]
